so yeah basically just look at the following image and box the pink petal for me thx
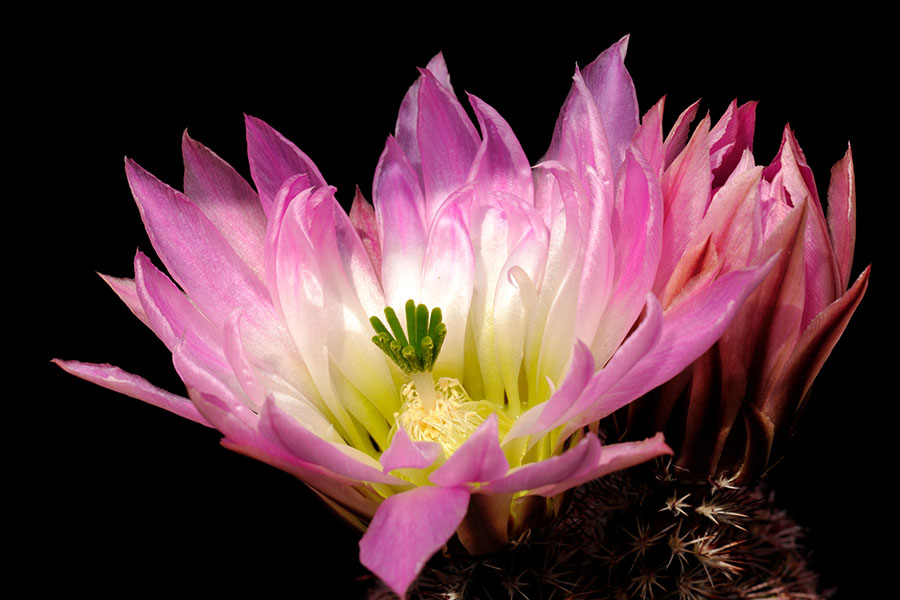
[826,145,856,291]
[544,67,614,202]
[172,340,259,429]
[133,251,225,370]
[380,428,442,473]
[654,115,712,293]
[328,190,387,322]
[505,340,595,441]
[359,485,470,599]
[259,398,402,485]
[98,273,149,329]
[603,258,775,408]
[349,187,382,282]
[245,115,326,215]
[591,148,662,364]
[223,311,266,411]
[530,433,671,497]
[263,173,313,317]
[53,359,210,426]
[528,163,585,393]
[694,166,763,273]
[429,414,509,487]
[420,191,475,378]
[727,201,808,397]
[126,160,287,352]
[761,265,870,428]
[373,136,428,309]
[580,34,639,170]
[633,97,666,177]
[482,433,602,494]
[182,132,267,276]
[416,68,481,221]
[269,185,385,444]
[709,101,757,188]
[663,100,700,169]
[469,194,547,404]
[467,93,533,201]
[558,295,664,436]
[770,128,842,326]
[395,52,453,180]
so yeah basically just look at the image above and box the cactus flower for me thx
[624,95,870,483]
[55,37,772,598]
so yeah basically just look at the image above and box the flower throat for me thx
[371,300,488,456]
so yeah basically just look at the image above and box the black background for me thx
[24,9,889,599]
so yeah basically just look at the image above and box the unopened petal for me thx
[826,145,856,291]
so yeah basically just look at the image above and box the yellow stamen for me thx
[396,377,489,457]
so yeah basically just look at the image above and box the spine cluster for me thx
[369,461,827,600]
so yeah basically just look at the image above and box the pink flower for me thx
[55,37,769,598]
[624,94,870,483]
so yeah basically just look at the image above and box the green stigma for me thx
[370,300,446,374]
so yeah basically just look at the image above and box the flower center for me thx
[372,300,496,457]
[395,376,489,456]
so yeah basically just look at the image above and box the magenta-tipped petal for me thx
[98,272,149,329]
[633,97,666,176]
[772,128,842,326]
[133,251,225,367]
[395,52,452,178]
[360,485,470,599]
[53,360,210,426]
[467,93,533,201]
[581,34,639,170]
[416,68,480,221]
[420,192,475,377]
[663,99,700,168]
[182,132,267,275]
[126,160,286,343]
[245,114,326,214]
